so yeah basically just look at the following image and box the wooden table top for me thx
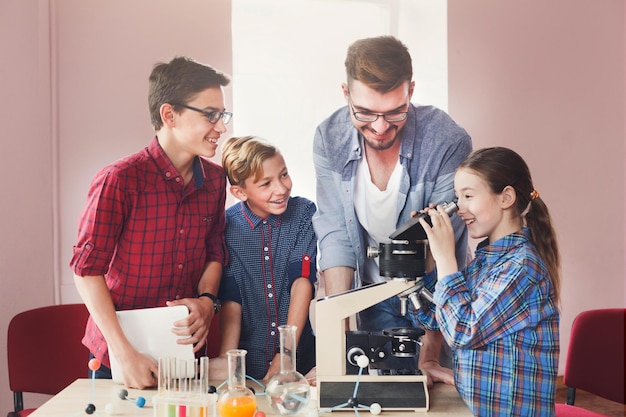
[29,378,472,416]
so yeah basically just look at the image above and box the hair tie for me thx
[530,189,540,200]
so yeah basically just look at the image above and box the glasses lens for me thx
[205,112,219,124]
[354,112,378,122]
[384,112,408,123]
[206,111,232,124]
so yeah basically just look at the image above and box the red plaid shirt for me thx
[70,137,227,366]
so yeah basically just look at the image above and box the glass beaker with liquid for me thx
[217,349,257,417]
[265,325,310,415]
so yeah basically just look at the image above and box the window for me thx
[231,0,447,201]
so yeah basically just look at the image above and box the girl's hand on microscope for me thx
[418,205,458,277]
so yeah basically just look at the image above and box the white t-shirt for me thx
[353,154,402,284]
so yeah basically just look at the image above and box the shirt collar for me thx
[399,104,417,160]
[239,201,282,229]
[147,137,206,188]
[475,228,530,260]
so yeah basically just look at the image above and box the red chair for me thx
[7,304,90,417]
[556,308,625,417]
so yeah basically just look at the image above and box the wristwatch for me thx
[198,292,221,313]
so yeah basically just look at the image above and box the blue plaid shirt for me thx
[219,197,317,379]
[417,229,560,416]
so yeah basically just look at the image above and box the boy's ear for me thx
[500,185,517,209]
[160,103,176,128]
[229,185,247,201]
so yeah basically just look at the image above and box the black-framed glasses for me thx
[348,96,409,123]
[175,103,233,125]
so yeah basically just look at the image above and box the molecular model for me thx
[84,358,145,415]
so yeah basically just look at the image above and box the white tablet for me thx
[109,305,195,384]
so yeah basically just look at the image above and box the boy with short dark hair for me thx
[71,56,231,388]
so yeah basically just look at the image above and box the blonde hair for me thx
[221,136,279,186]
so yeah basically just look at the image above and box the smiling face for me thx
[168,86,229,159]
[343,80,413,152]
[454,167,520,243]
[231,153,292,219]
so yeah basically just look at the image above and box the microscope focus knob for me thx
[347,347,367,367]
[373,347,387,361]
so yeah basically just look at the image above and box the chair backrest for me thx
[7,304,90,403]
[562,308,625,404]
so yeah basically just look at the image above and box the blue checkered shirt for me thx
[417,229,560,416]
[219,197,317,379]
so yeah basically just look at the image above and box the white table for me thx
[30,379,472,416]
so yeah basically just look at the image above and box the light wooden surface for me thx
[29,378,472,416]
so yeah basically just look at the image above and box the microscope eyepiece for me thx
[441,200,459,216]
[368,201,460,279]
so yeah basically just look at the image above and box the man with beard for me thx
[312,36,472,387]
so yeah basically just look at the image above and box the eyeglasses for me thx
[175,103,233,125]
[348,96,409,123]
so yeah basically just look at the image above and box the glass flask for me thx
[217,349,257,417]
[266,325,310,415]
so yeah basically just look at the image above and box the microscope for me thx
[315,202,458,412]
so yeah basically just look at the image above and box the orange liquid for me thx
[218,396,257,417]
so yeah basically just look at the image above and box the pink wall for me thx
[448,0,625,372]
[54,0,234,303]
[0,0,623,412]
[0,0,232,410]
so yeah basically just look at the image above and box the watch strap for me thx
[198,292,220,313]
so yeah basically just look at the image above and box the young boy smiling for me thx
[210,136,317,381]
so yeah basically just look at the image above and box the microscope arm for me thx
[315,279,417,378]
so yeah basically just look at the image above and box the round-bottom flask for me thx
[266,325,310,415]
[218,349,257,417]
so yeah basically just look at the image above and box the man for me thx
[312,36,472,386]
[70,56,230,389]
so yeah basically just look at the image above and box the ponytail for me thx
[525,197,561,303]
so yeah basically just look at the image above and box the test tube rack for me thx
[153,356,217,417]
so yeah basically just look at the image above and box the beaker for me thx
[217,349,256,417]
[265,325,310,415]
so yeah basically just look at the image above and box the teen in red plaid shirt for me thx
[70,57,231,389]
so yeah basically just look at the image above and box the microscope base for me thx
[318,375,429,412]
